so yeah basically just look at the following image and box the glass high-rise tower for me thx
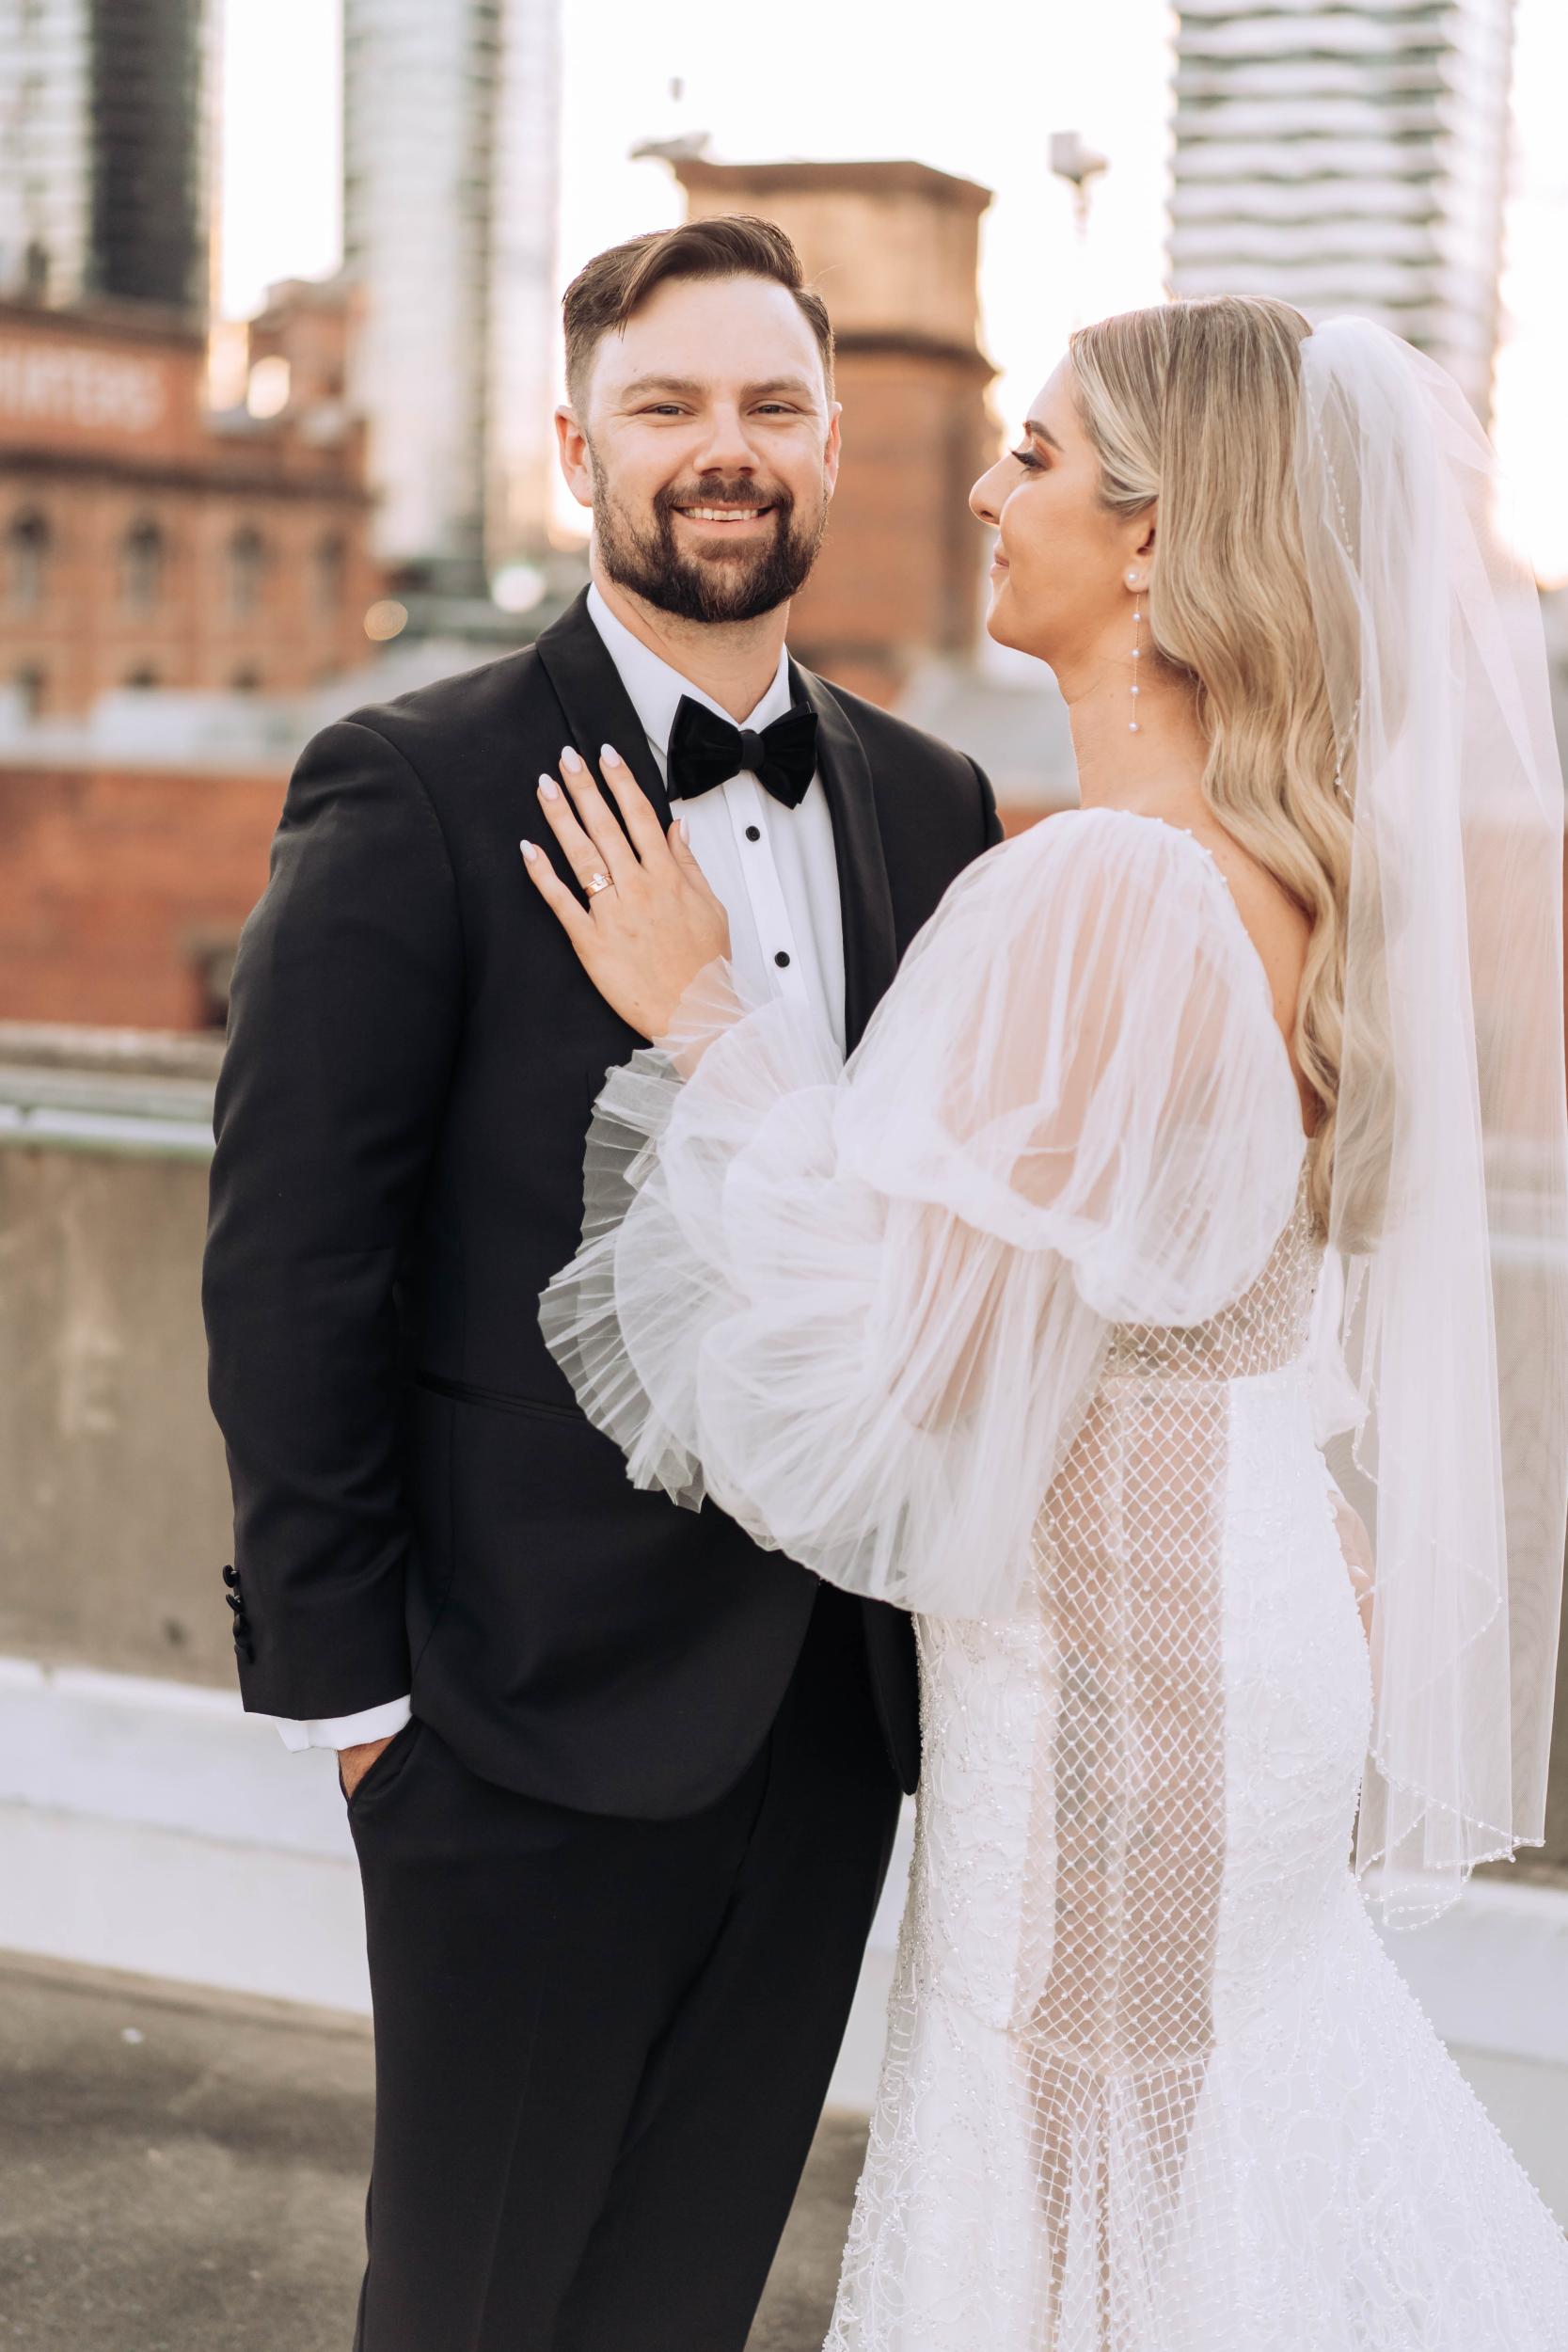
[341,0,561,593]
[1169,0,1517,419]
[0,0,215,316]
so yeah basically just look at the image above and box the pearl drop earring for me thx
[1126,570,1143,734]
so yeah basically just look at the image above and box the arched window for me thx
[14,665,45,720]
[8,510,49,612]
[314,532,345,615]
[230,667,261,694]
[121,518,165,612]
[229,524,266,618]
[123,665,159,691]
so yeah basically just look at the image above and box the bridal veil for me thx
[1296,317,1568,1920]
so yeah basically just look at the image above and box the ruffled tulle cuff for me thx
[539,961,845,1515]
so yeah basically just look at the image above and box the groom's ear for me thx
[555,406,594,510]
[823,402,844,500]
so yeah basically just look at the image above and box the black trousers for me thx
[344,1581,902,2351]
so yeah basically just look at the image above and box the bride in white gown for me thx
[527,298,1568,2347]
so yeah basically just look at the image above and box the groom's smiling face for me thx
[557,274,842,626]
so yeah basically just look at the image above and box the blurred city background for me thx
[1,3,1566,2344]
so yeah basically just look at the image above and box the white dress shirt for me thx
[274,584,847,1754]
[584,584,846,1050]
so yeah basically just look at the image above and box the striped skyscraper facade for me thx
[341,0,561,591]
[0,0,216,318]
[1169,0,1516,419]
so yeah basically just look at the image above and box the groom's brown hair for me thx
[562,215,835,410]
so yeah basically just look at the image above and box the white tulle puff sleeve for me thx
[540,807,1307,1619]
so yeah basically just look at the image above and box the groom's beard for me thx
[589,458,827,626]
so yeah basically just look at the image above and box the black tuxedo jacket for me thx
[202,590,1002,1817]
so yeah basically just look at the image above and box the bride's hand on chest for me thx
[520,741,730,1041]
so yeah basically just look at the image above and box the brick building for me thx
[675,158,999,709]
[0,754,286,1030]
[0,279,382,721]
[0,161,1009,1032]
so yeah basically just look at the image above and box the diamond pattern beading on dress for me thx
[824,1174,1568,2350]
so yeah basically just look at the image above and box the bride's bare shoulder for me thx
[1201,830,1308,985]
[1198,825,1313,1107]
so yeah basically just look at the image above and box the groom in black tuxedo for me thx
[203,214,1000,2349]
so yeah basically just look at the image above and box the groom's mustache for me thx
[651,476,793,525]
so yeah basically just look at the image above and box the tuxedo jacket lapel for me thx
[793,664,898,1055]
[534,590,673,834]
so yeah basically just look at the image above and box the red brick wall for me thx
[0,754,1049,1034]
[0,761,283,1028]
[788,347,997,707]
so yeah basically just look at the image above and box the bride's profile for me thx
[528,294,1568,2346]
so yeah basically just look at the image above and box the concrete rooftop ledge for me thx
[0,1021,225,1078]
[0,1023,219,1157]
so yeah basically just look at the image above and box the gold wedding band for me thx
[586,871,612,898]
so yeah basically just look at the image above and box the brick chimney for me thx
[673,158,997,708]
[245,275,358,422]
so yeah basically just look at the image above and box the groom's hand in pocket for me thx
[339,1733,395,1799]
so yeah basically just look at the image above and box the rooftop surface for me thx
[0,1950,863,2351]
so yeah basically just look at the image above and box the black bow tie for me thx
[666,694,819,811]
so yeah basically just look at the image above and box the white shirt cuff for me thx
[270,1694,413,1753]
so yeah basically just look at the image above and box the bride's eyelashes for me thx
[1011,445,1045,472]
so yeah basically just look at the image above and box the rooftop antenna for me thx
[1049,130,1109,327]
[631,75,711,167]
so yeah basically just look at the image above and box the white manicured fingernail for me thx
[538,775,560,801]
[561,746,584,773]
[679,817,689,843]
[519,839,538,863]
[600,743,623,768]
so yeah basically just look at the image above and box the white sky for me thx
[216,0,1568,582]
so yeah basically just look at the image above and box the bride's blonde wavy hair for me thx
[1069,294,1354,1233]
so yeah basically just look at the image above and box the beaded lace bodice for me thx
[1101,1170,1320,1383]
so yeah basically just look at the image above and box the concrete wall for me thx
[0,1027,234,1682]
